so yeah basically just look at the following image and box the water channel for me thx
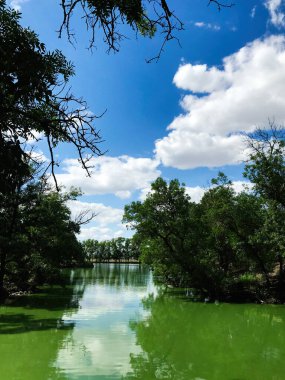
[1,264,285,380]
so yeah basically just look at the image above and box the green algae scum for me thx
[1,264,285,380]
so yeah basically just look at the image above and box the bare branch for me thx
[74,209,97,225]
[208,0,235,11]
[59,1,234,61]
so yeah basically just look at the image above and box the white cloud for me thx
[56,155,160,199]
[232,180,254,194]
[67,200,124,226]
[28,149,49,163]
[10,0,30,11]
[185,181,253,203]
[25,130,44,145]
[185,186,207,203]
[173,64,230,93]
[66,200,129,241]
[155,35,285,169]
[79,225,128,242]
[156,131,246,169]
[265,0,285,27]
[194,22,221,31]
[139,187,152,201]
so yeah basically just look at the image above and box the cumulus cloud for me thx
[265,0,285,27]
[173,64,230,93]
[185,186,207,203]
[56,155,160,199]
[79,226,127,241]
[139,187,152,201]
[155,35,285,169]
[66,200,129,241]
[67,200,124,226]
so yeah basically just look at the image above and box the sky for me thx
[10,0,285,241]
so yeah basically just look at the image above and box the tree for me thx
[123,174,278,301]
[0,1,103,188]
[0,159,84,297]
[244,124,285,295]
[123,177,199,287]
[199,173,271,298]
[59,0,234,61]
[244,124,285,207]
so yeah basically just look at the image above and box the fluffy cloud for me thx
[265,0,285,27]
[156,131,245,169]
[79,226,127,241]
[67,200,124,226]
[185,186,207,203]
[66,200,129,241]
[155,35,285,169]
[56,155,160,199]
[10,0,30,11]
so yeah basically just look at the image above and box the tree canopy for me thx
[0,0,103,188]
[123,128,285,302]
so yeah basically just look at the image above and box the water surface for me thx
[1,264,285,380]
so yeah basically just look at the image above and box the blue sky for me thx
[11,0,285,240]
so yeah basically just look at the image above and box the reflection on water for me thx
[56,264,154,379]
[0,285,81,380]
[125,292,285,380]
[1,264,285,380]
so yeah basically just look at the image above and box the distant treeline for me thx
[81,238,140,263]
[123,127,285,303]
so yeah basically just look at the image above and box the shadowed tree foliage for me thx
[123,145,285,302]
[244,124,285,295]
[0,155,85,298]
[0,0,103,188]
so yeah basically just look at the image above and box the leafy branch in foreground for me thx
[59,0,234,62]
[0,1,103,189]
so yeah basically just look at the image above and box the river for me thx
[0,264,285,379]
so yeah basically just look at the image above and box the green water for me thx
[1,264,285,380]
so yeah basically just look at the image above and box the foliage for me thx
[81,237,140,262]
[244,125,285,207]
[0,159,84,296]
[124,293,285,380]
[59,0,233,61]
[0,1,102,188]
[123,129,285,302]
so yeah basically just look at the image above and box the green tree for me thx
[244,126,285,207]
[0,1,102,187]
[124,177,199,287]
[0,163,84,296]
[82,239,100,261]
[199,173,271,298]
[245,125,285,296]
